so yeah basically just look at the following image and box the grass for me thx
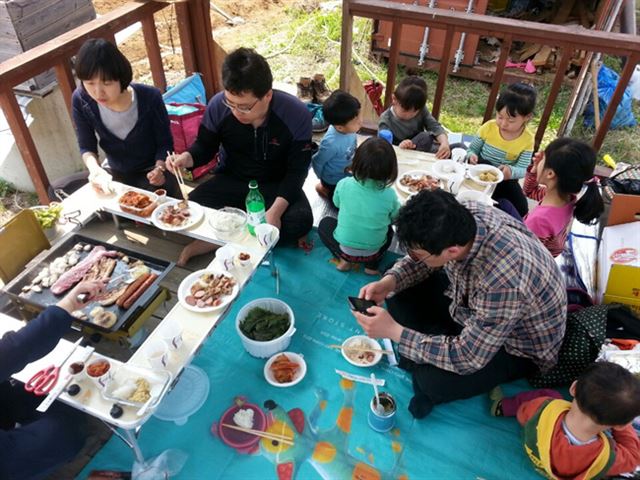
[239,4,639,166]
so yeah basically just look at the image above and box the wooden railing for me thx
[0,0,220,204]
[340,0,640,155]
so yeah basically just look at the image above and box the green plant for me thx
[0,178,15,198]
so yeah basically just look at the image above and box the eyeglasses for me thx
[407,248,433,263]
[222,96,260,114]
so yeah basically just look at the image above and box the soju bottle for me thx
[245,180,266,236]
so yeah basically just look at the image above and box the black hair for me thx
[496,82,537,117]
[222,47,273,98]
[349,137,398,187]
[75,38,132,92]
[395,190,477,255]
[393,75,427,111]
[543,138,604,224]
[575,361,640,426]
[322,90,361,126]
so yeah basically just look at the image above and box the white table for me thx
[2,182,278,462]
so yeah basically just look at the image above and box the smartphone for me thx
[347,296,376,315]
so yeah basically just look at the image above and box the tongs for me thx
[76,270,135,303]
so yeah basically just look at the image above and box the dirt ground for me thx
[93,0,311,85]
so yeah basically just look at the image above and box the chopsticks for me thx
[329,344,395,355]
[221,423,294,445]
[167,150,189,206]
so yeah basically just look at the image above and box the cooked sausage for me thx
[122,273,158,309]
[116,273,150,308]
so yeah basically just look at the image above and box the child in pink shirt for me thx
[523,138,604,257]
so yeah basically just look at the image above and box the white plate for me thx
[396,169,439,196]
[151,200,204,231]
[264,352,307,387]
[467,164,504,186]
[432,160,466,180]
[177,268,239,313]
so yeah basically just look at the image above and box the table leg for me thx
[111,213,121,230]
[101,421,145,464]
[268,250,279,294]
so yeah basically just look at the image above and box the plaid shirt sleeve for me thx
[397,285,522,374]
[386,256,436,292]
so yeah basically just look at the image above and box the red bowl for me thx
[218,403,267,450]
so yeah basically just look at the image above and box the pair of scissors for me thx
[24,338,83,396]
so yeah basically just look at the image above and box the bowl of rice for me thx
[209,207,247,241]
[341,335,382,367]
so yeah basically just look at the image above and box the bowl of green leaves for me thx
[236,298,295,358]
[30,202,63,230]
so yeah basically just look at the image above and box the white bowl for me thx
[236,298,295,358]
[341,335,382,367]
[432,160,465,180]
[456,189,495,206]
[264,352,307,387]
[468,164,504,186]
[208,207,248,241]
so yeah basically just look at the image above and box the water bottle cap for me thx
[248,180,258,188]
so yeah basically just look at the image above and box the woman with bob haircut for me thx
[72,38,180,197]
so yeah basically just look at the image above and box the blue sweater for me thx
[311,126,356,186]
[72,83,173,174]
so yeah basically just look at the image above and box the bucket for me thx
[236,298,296,358]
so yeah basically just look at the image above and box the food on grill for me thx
[93,310,117,329]
[157,203,191,227]
[240,307,290,341]
[98,284,129,307]
[121,273,158,310]
[269,353,300,383]
[82,257,117,282]
[184,273,236,309]
[399,174,440,193]
[478,170,499,182]
[51,246,118,295]
[118,190,156,217]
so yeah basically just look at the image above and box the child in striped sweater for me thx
[467,83,536,217]
[523,138,604,257]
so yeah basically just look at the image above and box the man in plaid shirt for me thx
[353,190,566,419]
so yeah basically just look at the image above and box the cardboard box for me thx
[598,221,640,311]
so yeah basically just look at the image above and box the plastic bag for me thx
[132,449,188,480]
[583,65,637,129]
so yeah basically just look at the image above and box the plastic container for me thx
[236,298,296,358]
[118,190,158,217]
[264,352,307,387]
[208,207,248,241]
[154,365,209,425]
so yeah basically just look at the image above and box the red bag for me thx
[167,102,218,179]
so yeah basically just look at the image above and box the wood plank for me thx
[0,89,50,202]
[484,34,512,123]
[174,2,196,78]
[347,62,379,127]
[432,25,455,120]
[54,59,76,118]
[19,4,96,50]
[383,20,402,109]
[532,45,553,67]
[339,0,354,92]
[519,43,543,61]
[12,1,95,39]
[141,15,166,92]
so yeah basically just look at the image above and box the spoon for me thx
[371,373,384,415]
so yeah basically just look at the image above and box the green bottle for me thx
[245,180,266,236]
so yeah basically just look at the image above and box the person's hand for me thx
[435,142,450,159]
[146,165,165,186]
[265,208,282,230]
[467,154,479,165]
[352,306,404,342]
[358,275,396,305]
[166,152,193,174]
[88,167,113,195]
[57,280,106,313]
[399,140,415,150]
[532,151,544,166]
[499,165,512,180]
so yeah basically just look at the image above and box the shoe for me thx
[311,73,332,104]
[297,76,314,104]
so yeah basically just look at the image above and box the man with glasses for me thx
[167,48,314,265]
[353,190,566,419]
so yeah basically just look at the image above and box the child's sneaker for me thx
[297,76,314,103]
[311,73,332,104]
